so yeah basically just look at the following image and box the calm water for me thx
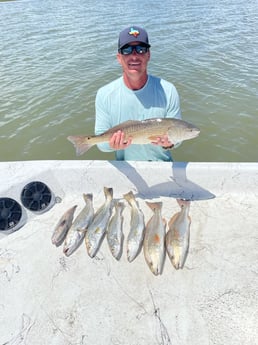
[1,0,257,162]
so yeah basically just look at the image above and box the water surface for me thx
[1,0,257,161]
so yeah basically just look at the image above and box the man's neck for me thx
[123,73,148,90]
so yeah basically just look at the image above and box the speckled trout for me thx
[123,191,145,262]
[106,201,124,260]
[67,118,200,156]
[85,187,113,258]
[51,205,77,247]
[165,200,191,269]
[63,194,94,257]
[144,202,166,276]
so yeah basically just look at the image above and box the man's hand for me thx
[109,132,173,150]
[109,130,132,150]
[151,135,174,149]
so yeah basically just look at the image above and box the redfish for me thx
[67,118,200,155]
[165,200,191,269]
[143,201,166,275]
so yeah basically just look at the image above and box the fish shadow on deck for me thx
[109,161,215,201]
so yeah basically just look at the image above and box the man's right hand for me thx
[109,130,132,150]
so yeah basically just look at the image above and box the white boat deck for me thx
[0,160,257,345]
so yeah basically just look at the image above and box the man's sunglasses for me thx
[119,45,149,55]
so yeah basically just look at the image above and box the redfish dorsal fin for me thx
[168,212,180,228]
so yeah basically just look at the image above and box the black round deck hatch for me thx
[0,197,23,231]
[21,181,53,213]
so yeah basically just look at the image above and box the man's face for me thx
[117,41,150,77]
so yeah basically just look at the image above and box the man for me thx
[95,25,182,161]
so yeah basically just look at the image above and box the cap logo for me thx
[128,27,140,38]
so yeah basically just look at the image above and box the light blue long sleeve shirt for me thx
[95,75,181,161]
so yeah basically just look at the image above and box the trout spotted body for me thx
[106,201,124,260]
[85,187,113,258]
[51,205,77,247]
[63,194,94,257]
[123,191,145,262]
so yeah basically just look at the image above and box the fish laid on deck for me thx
[67,117,200,156]
[165,200,191,269]
[106,201,124,260]
[85,187,113,258]
[51,205,77,247]
[63,194,94,257]
[123,191,145,262]
[144,202,166,275]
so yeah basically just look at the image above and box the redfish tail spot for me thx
[67,135,92,155]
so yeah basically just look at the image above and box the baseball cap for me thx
[118,26,151,49]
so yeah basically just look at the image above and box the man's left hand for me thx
[151,135,174,149]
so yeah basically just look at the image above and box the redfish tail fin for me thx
[67,135,92,156]
[145,201,162,211]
